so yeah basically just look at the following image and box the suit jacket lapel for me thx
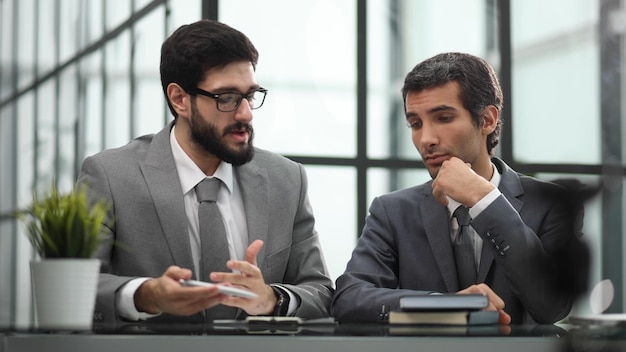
[421,184,459,292]
[493,158,524,213]
[235,158,269,268]
[140,122,195,277]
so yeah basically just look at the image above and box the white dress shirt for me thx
[170,126,249,274]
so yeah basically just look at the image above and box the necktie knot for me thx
[453,206,471,227]
[195,177,221,203]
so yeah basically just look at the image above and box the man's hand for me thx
[458,283,512,325]
[210,239,278,316]
[134,265,225,316]
[432,157,495,207]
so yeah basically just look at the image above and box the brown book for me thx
[388,310,499,325]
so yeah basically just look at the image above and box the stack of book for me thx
[388,294,499,326]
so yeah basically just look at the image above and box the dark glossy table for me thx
[1,321,621,352]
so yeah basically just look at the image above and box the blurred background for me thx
[1,0,623,328]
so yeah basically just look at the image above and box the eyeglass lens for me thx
[218,91,265,111]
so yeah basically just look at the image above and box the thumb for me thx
[165,265,192,280]
[245,240,264,266]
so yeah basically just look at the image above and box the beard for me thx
[189,101,255,166]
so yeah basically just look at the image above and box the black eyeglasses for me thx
[188,87,268,112]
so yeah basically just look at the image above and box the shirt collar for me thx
[446,162,501,216]
[170,125,234,195]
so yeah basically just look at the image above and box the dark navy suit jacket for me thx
[332,158,576,324]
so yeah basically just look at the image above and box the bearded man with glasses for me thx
[77,19,333,325]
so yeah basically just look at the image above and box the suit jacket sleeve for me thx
[471,191,575,324]
[77,154,138,324]
[265,163,334,319]
[331,195,433,323]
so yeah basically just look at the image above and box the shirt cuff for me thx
[116,277,161,321]
[469,188,502,218]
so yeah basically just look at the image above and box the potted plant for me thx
[15,183,109,330]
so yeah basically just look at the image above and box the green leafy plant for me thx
[16,184,109,258]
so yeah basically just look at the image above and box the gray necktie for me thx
[453,206,477,289]
[195,177,238,320]
[195,178,230,280]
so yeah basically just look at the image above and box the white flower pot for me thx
[30,258,100,330]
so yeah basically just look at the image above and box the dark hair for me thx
[160,20,259,118]
[401,52,503,155]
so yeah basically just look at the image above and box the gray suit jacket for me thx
[77,122,333,324]
[331,158,575,324]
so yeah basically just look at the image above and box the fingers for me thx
[210,259,262,283]
[431,158,464,206]
[210,239,263,283]
[431,183,449,206]
[432,158,494,207]
[458,283,511,325]
[167,287,225,316]
[498,309,512,325]
[460,283,505,310]
[206,240,276,315]
[219,284,276,316]
[211,266,275,316]
[136,266,226,316]
[208,242,276,316]
[211,239,263,284]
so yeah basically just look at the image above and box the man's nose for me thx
[234,99,253,123]
[419,124,437,149]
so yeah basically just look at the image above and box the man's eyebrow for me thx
[209,85,261,93]
[405,111,418,120]
[429,105,457,113]
[405,105,457,120]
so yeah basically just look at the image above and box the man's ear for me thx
[481,105,499,135]
[167,83,190,118]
